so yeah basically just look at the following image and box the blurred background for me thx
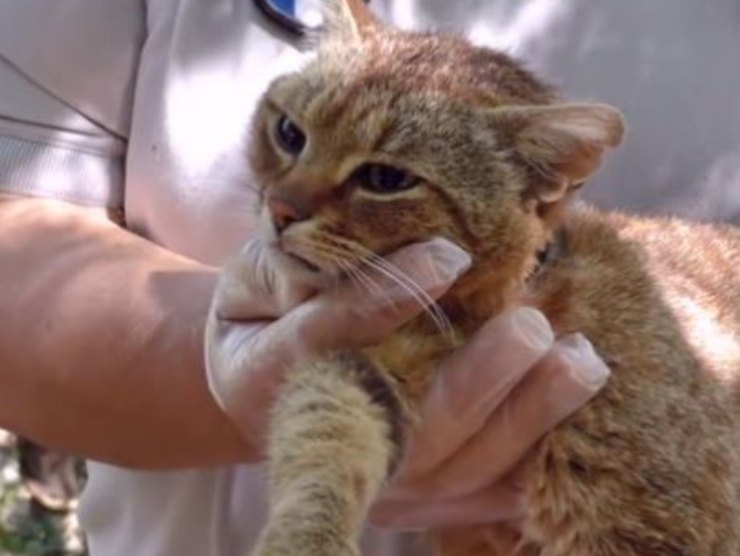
[1,433,84,555]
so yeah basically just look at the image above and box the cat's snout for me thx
[267,195,308,234]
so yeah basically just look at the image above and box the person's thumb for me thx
[214,237,316,321]
[287,238,472,352]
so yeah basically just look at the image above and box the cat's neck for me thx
[439,254,539,333]
[407,204,575,337]
[438,227,565,335]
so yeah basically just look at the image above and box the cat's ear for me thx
[321,0,381,44]
[494,103,625,202]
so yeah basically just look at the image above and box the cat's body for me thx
[437,209,740,555]
[245,1,740,554]
[531,214,740,555]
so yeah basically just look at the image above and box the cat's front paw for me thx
[251,531,360,556]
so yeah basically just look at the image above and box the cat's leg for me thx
[252,351,403,556]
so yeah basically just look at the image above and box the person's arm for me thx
[0,194,251,468]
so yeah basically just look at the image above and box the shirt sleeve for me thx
[0,0,145,209]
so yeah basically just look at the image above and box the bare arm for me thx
[0,194,251,468]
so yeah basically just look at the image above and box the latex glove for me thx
[370,309,610,529]
[205,236,472,456]
[206,235,609,529]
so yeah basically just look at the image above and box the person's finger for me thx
[371,334,609,529]
[214,238,316,320]
[223,238,471,391]
[396,308,555,479]
[371,471,525,529]
[207,238,471,447]
[400,333,610,499]
[279,237,471,353]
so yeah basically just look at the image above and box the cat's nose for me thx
[267,196,306,234]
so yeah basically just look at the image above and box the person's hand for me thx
[370,309,610,529]
[205,236,472,457]
[205,235,609,530]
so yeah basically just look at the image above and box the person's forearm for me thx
[0,195,252,468]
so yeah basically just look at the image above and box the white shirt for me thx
[1,1,739,554]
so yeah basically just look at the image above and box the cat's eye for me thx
[351,163,419,194]
[274,114,306,155]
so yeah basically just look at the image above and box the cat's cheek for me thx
[348,201,447,253]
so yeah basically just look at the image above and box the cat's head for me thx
[249,0,624,299]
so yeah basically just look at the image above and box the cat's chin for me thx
[270,246,339,290]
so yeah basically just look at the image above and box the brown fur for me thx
[245,1,740,554]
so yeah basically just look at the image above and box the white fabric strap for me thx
[0,133,124,209]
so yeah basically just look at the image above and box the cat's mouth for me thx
[270,243,336,288]
[283,251,321,273]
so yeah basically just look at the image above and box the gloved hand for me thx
[205,236,472,454]
[370,316,609,528]
[205,236,609,528]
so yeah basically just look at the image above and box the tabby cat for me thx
[245,0,740,554]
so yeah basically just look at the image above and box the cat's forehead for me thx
[270,30,553,116]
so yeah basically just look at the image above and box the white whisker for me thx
[363,255,454,340]
[344,261,397,307]
[293,235,454,341]
[319,247,389,302]
[351,245,453,340]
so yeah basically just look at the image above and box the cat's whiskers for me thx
[351,244,454,341]
[297,239,388,299]
[363,256,454,341]
[295,236,453,339]
[335,258,389,301]
[339,259,401,312]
